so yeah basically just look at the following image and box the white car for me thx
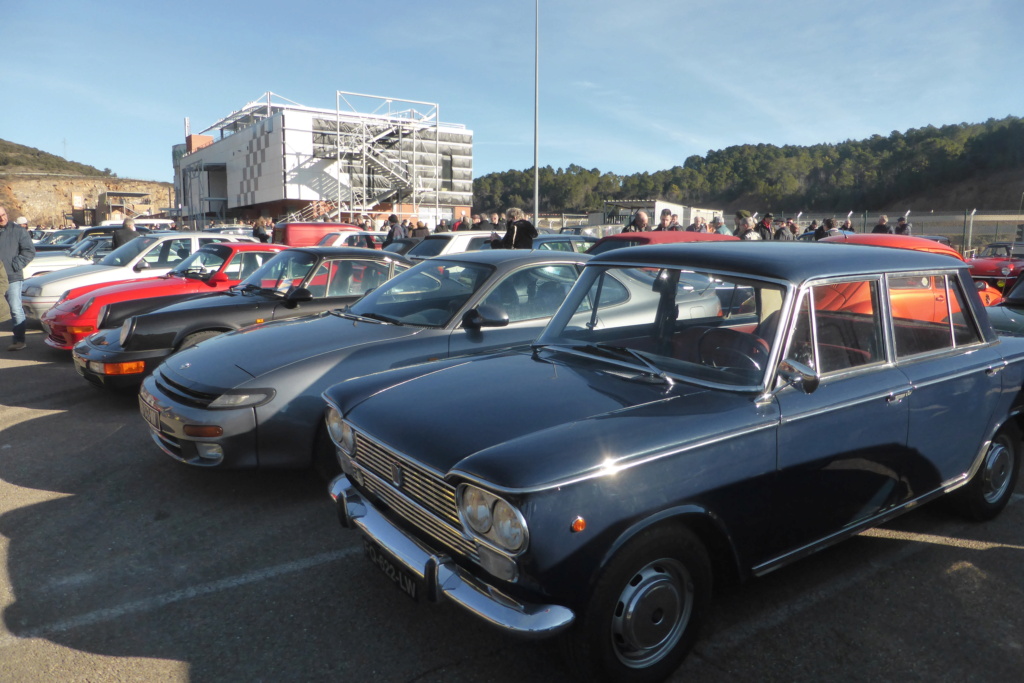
[316,231,388,249]
[23,236,113,279]
[21,232,255,320]
[405,231,494,260]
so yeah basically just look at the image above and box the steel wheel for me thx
[980,434,1015,505]
[953,423,1020,522]
[610,557,694,669]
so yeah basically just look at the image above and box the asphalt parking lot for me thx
[2,326,1023,682]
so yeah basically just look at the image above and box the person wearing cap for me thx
[711,215,732,236]
[774,218,796,240]
[0,205,36,350]
[736,215,760,241]
[894,216,912,235]
[754,213,774,241]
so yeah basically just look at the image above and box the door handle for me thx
[986,362,1007,376]
[887,390,912,404]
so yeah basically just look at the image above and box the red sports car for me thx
[41,242,285,350]
[967,241,1024,293]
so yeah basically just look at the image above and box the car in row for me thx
[21,232,256,321]
[73,247,412,389]
[23,236,114,278]
[41,242,286,350]
[321,240,1024,682]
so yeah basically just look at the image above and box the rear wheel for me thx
[953,423,1020,521]
[561,526,712,683]
[178,329,222,350]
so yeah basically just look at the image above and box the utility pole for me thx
[533,0,540,226]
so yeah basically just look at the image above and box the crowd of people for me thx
[619,208,907,242]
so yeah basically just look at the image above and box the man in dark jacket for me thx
[754,213,774,241]
[871,215,893,234]
[0,206,36,350]
[501,207,538,249]
[111,217,138,248]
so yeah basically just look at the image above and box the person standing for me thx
[383,214,407,245]
[501,207,538,249]
[774,219,796,240]
[653,209,673,231]
[894,216,912,235]
[622,211,649,233]
[0,206,36,351]
[253,218,270,243]
[871,215,892,234]
[711,216,732,236]
[754,213,774,241]
[111,217,138,248]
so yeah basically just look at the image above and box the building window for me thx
[441,154,453,191]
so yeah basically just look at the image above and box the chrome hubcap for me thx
[611,558,693,668]
[982,440,1013,504]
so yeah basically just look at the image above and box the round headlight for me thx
[462,487,493,534]
[118,318,136,347]
[1002,266,1013,276]
[491,499,526,552]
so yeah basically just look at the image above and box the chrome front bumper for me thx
[329,475,574,638]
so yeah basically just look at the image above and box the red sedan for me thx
[41,242,285,350]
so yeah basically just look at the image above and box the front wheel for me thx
[178,329,223,350]
[560,526,712,683]
[953,423,1020,522]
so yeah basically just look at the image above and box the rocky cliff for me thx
[0,173,174,227]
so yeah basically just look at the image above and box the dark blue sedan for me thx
[323,241,1024,681]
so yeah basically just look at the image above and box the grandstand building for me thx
[172,91,473,228]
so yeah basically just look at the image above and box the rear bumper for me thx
[328,474,575,638]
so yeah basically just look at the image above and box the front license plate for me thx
[139,396,161,431]
[363,537,420,601]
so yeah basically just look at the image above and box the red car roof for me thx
[820,233,965,262]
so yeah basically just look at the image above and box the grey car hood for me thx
[166,313,426,385]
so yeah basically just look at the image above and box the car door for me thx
[448,263,582,357]
[771,277,913,556]
[889,271,1005,488]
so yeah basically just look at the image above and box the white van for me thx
[99,218,177,230]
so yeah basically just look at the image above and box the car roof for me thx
[594,231,737,244]
[819,233,965,262]
[588,241,966,284]
[286,245,413,263]
[426,249,591,266]
[201,241,286,252]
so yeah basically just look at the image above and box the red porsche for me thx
[41,242,286,350]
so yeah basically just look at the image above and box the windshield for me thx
[536,264,787,389]
[348,258,493,326]
[977,244,1023,259]
[67,238,104,257]
[170,246,230,278]
[237,250,318,294]
[407,236,452,258]
[98,236,157,267]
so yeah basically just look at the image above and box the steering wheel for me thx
[698,338,762,371]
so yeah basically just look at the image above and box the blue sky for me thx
[2,0,1022,183]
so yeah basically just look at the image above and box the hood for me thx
[28,264,118,291]
[182,312,426,380]
[987,303,1024,335]
[88,275,193,299]
[336,351,761,490]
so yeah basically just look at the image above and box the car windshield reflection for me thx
[537,265,785,388]
[347,259,493,327]
[237,250,318,294]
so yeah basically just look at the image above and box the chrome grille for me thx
[353,433,474,560]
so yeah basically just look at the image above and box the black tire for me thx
[953,422,1020,522]
[560,526,712,683]
[178,330,222,350]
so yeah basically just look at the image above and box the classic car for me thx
[586,229,738,255]
[22,236,113,278]
[20,232,254,320]
[72,247,412,390]
[820,233,1004,307]
[405,231,494,260]
[967,241,1024,291]
[135,249,706,471]
[40,242,286,350]
[322,241,1024,682]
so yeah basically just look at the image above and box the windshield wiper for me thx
[338,311,402,325]
[578,344,674,385]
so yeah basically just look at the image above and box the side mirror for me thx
[284,287,313,308]
[209,271,229,284]
[133,261,150,272]
[463,304,510,330]
[777,358,819,395]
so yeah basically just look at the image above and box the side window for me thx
[144,238,193,267]
[310,259,392,298]
[481,265,578,322]
[788,279,885,374]
[890,273,981,357]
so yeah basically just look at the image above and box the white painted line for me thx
[0,547,360,649]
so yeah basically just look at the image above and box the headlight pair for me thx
[457,484,527,553]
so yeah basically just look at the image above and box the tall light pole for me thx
[533,0,540,225]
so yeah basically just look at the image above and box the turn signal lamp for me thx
[184,425,225,437]
[571,516,587,533]
[67,325,96,334]
[96,361,146,375]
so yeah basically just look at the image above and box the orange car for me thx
[820,233,1003,307]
